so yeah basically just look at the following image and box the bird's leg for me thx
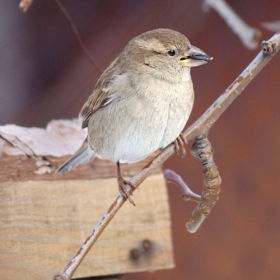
[116,161,136,206]
[174,133,188,158]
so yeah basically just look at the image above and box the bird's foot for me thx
[117,175,137,206]
[174,133,188,158]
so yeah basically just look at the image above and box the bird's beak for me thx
[179,45,213,67]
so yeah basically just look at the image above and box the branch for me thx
[164,135,221,233]
[203,0,261,49]
[164,169,201,203]
[262,21,280,33]
[184,35,279,139]
[55,0,101,74]
[53,33,280,280]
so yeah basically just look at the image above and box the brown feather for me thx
[79,55,122,128]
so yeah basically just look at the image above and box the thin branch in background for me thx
[19,0,33,12]
[165,135,221,233]
[262,21,280,33]
[55,0,101,74]
[53,33,280,280]
[203,0,261,49]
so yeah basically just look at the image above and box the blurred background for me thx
[1,0,280,279]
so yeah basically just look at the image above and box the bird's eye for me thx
[167,50,176,56]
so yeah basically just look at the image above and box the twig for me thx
[19,0,33,12]
[53,33,280,280]
[203,0,261,49]
[262,21,280,33]
[184,35,279,139]
[189,135,221,232]
[55,0,101,74]
[164,169,201,202]
[164,135,221,233]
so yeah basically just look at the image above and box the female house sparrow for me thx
[57,28,212,205]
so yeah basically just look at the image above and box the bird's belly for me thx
[88,82,193,163]
[89,104,169,163]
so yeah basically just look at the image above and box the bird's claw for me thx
[174,133,188,158]
[118,177,137,206]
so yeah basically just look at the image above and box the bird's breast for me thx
[87,73,194,163]
[154,80,194,148]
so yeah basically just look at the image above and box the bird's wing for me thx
[80,55,123,128]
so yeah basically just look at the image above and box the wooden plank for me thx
[0,174,174,280]
[0,120,174,279]
[0,150,160,182]
[0,120,161,182]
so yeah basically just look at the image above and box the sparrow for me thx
[57,28,212,205]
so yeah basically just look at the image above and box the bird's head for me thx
[122,28,213,80]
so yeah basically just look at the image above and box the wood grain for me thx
[0,121,173,279]
[0,174,173,280]
[0,150,161,182]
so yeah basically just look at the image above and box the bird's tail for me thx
[56,139,95,174]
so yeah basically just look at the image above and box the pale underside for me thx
[87,69,194,163]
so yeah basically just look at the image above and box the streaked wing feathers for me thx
[80,55,122,128]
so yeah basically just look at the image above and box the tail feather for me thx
[56,139,95,174]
